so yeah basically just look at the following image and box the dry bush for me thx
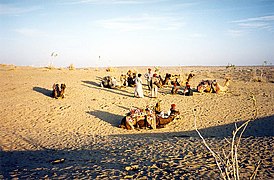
[250,69,267,82]
[46,64,55,70]
[194,96,260,180]
[154,66,160,72]
[68,64,75,70]
[8,64,16,71]
[106,67,114,72]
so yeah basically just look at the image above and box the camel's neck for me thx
[224,80,230,87]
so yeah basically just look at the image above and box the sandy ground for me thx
[0,64,273,179]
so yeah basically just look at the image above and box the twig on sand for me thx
[193,108,227,179]
[193,95,260,180]
[250,160,262,180]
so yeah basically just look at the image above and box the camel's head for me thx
[224,78,230,87]
[187,73,195,82]
[211,80,218,92]
[61,84,66,91]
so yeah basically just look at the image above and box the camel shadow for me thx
[82,80,133,98]
[82,80,99,87]
[33,87,52,98]
[86,110,124,126]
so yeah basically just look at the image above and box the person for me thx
[151,73,159,98]
[154,101,161,115]
[184,82,193,96]
[134,73,144,98]
[171,81,179,94]
[168,104,179,116]
[144,68,153,90]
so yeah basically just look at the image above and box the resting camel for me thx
[125,70,137,87]
[197,80,213,93]
[156,111,180,128]
[119,107,156,130]
[100,76,124,89]
[159,73,172,86]
[52,83,66,99]
[156,104,180,128]
[119,74,128,87]
[211,79,230,93]
[197,79,230,93]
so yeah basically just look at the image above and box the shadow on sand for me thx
[86,110,124,126]
[33,87,52,98]
[1,115,273,179]
[111,114,274,138]
[82,80,133,98]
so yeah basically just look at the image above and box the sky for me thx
[0,0,274,67]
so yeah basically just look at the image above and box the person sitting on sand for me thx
[183,82,193,96]
[154,101,162,115]
[134,73,144,98]
[171,81,179,94]
[168,104,179,116]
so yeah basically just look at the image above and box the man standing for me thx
[151,73,159,98]
[134,74,144,98]
[144,68,153,90]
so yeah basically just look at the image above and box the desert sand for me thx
[0,64,273,179]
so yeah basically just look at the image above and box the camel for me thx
[119,116,150,130]
[154,102,180,128]
[100,76,124,89]
[119,107,156,130]
[211,79,230,93]
[100,76,114,88]
[197,79,230,93]
[52,84,59,98]
[156,106,180,128]
[186,73,195,82]
[59,84,66,98]
[119,103,179,130]
[156,112,180,128]
[52,83,66,99]
[197,80,213,93]
[159,73,172,86]
[119,74,128,87]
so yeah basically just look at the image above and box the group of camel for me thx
[119,102,180,130]
[99,70,230,95]
[51,70,230,131]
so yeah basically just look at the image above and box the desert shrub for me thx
[250,69,267,82]
[106,67,115,72]
[46,65,55,70]
[226,63,236,69]
[154,66,160,72]
[68,64,75,70]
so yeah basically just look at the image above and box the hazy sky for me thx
[1,0,274,67]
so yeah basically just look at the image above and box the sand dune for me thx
[0,65,273,179]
